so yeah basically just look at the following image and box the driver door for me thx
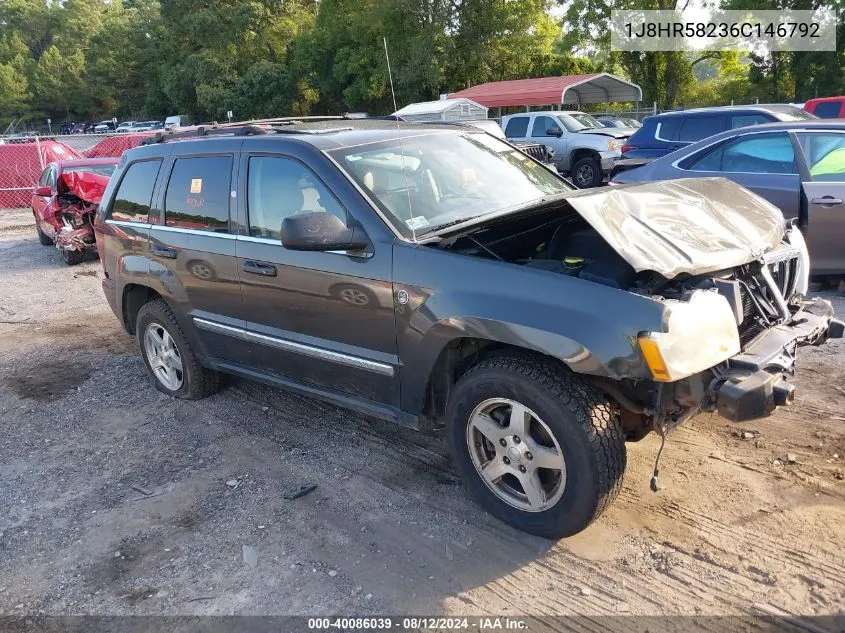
[530,115,567,171]
[234,152,399,405]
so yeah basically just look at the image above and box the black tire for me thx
[35,218,53,246]
[136,298,220,400]
[61,248,85,266]
[446,353,625,538]
[571,156,603,188]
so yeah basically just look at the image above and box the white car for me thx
[502,111,634,188]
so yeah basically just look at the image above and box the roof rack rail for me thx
[216,115,349,129]
[140,123,267,145]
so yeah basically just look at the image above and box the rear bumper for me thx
[709,298,843,422]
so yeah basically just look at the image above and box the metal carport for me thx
[449,73,643,110]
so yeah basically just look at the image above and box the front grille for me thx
[734,251,798,348]
[514,142,551,163]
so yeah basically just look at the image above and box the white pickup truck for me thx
[502,111,635,188]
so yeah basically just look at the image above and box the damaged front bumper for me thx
[707,298,844,422]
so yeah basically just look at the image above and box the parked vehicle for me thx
[60,122,75,135]
[422,119,556,167]
[5,131,38,144]
[804,97,845,119]
[115,121,137,133]
[132,120,163,131]
[31,158,118,264]
[597,116,642,129]
[621,105,815,162]
[610,121,845,275]
[502,111,633,188]
[93,119,841,538]
[164,115,190,130]
[71,122,89,134]
[94,120,117,133]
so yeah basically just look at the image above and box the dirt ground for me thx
[1,208,844,622]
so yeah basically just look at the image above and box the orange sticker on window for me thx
[190,178,202,194]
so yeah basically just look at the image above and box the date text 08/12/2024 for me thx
[307,617,528,630]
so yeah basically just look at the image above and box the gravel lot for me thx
[1,208,845,620]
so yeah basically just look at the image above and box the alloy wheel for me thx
[143,322,184,390]
[465,398,566,512]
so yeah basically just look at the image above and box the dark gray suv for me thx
[94,119,842,538]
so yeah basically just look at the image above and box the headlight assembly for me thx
[638,290,741,382]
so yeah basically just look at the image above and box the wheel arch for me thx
[121,284,163,334]
[569,147,602,166]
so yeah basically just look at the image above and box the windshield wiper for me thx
[416,214,489,236]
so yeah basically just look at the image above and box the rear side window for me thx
[625,119,656,146]
[504,117,529,138]
[687,132,795,174]
[164,156,233,232]
[654,118,681,141]
[38,166,51,187]
[110,160,162,223]
[678,115,726,142]
[730,114,770,129]
[812,102,843,119]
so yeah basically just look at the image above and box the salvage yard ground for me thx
[1,208,844,621]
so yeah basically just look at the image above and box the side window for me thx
[812,102,842,119]
[531,115,561,138]
[687,133,795,174]
[247,156,347,239]
[730,114,770,129]
[38,166,51,187]
[164,156,233,232]
[678,116,726,142]
[504,117,529,138]
[109,160,162,222]
[798,132,845,182]
[46,166,57,190]
[655,118,680,141]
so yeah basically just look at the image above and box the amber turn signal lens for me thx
[638,336,671,382]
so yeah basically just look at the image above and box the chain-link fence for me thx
[0,132,153,210]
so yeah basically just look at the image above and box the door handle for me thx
[152,245,177,259]
[810,196,844,206]
[242,260,277,277]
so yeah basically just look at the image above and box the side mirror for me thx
[33,185,52,197]
[281,212,369,252]
[547,127,563,138]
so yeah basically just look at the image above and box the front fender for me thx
[393,243,667,415]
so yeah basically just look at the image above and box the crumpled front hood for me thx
[563,177,786,278]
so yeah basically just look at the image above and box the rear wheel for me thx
[446,354,625,538]
[571,156,603,188]
[60,248,85,266]
[35,217,53,246]
[136,298,219,399]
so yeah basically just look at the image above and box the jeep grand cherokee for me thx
[94,118,842,538]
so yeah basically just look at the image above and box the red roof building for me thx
[449,73,643,109]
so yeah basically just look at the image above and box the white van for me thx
[164,115,190,130]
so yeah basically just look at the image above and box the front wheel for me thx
[446,354,625,538]
[571,156,603,188]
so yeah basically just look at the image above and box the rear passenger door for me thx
[234,151,399,406]
[149,147,247,364]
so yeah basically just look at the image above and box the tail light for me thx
[620,144,633,153]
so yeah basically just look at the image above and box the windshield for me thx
[66,164,116,177]
[331,132,572,237]
[558,113,605,132]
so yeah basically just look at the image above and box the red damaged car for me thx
[31,158,118,265]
